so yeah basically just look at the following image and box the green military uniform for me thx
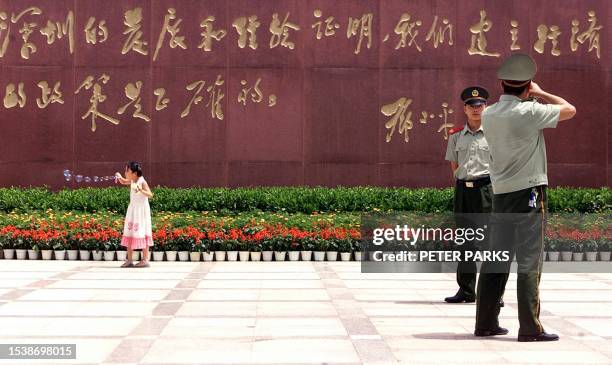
[475,54,561,342]
[444,86,493,303]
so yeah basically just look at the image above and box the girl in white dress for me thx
[115,162,154,268]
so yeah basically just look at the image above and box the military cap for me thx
[461,86,489,106]
[497,53,537,87]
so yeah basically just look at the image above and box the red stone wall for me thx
[0,1,609,188]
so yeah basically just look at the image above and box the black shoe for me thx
[444,292,475,303]
[518,332,559,342]
[474,327,509,337]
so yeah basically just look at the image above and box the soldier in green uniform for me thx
[474,54,576,341]
[444,86,495,304]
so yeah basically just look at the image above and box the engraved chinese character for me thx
[419,111,434,124]
[534,24,561,56]
[198,16,226,52]
[510,20,520,50]
[3,82,26,108]
[40,11,75,53]
[181,80,205,118]
[117,81,150,122]
[0,12,9,57]
[436,102,454,140]
[381,97,413,143]
[75,74,121,132]
[154,88,169,111]
[468,10,500,57]
[269,12,300,49]
[153,8,187,62]
[84,16,108,45]
[232,15,260,50]
[571,10,602,59]
[311,9,340,39]
[36,81,64,108]
[393,13,422,51]
[18,21,37,59]
[206,75,225,120]
[347,13,373,54]
[425,15,453,48]
[238,78,264,105]
[122,7,148,55]
[1,7,42,59]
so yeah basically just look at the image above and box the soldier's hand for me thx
[528,82,544,97]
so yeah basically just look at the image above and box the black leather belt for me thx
[457,176,491,188]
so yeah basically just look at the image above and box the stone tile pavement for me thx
[0,261,611,364]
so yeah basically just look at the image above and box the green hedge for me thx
[0,187,608,213]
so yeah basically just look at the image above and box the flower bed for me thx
[0,212,362,261]
[0,211,609,262]
[545,228,611,261]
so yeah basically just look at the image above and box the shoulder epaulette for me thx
[448,124,464,136]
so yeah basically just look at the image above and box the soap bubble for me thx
[65,170,117,184]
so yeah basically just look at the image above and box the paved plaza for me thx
[0,261,611,364]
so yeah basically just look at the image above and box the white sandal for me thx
[135,261,150,268]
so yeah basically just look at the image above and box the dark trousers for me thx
[453,179,493,298]
[476,186,547,335]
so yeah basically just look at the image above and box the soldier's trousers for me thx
[475,185,547,335]
[453,179,493,299]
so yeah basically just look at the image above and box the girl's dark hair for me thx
[126,161,143,177]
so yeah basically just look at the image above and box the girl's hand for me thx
[140,181,153,198]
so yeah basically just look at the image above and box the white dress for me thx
[120,176,153,249]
